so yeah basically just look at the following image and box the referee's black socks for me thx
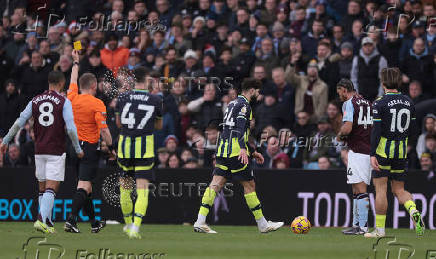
[70,188,88,222]
[83,192,96,224]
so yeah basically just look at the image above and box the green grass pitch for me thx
[1,222,435,259]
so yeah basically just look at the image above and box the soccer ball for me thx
[291,216,311,234]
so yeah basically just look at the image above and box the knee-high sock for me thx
[83,193,96,223]
[197,187,217,224]
[404,200,417,215]
[40,188,55,225]
[356,193,369,229]
[133,189,149,228]
[244,192,267,229]
[244,192,264,220]
[376,214,386,232]
[120,186,133,224]
[38,192,44,212]
[71,188,88,220]
[352,194,358,227]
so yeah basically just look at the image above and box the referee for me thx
[64,50,114,233]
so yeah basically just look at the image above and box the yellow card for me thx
[73,41,82,50]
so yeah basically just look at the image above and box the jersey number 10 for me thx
[121,102,155,129]
[389,108,410,133]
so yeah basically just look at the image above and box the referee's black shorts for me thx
[76,141,100,181]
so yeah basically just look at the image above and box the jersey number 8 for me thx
[38,102,54,127]
[121,102,155,129]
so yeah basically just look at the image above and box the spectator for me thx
[344,19,364,54]
[156,0,174,28]
[424,134,436,157]
[350,37,388,102]
[167,152,182,169]
[327,101,342,135]
[420,152,434,171]
[183,157,199,169]
[100,33,129,77]
[316,41,340,100]
[337,42,354,80]
[408,81,429,105]
[47,26,67,55]
[79,49,111,81]
[157,147,170,168]
[177,100,192,145]
[0,79,23,136]
[285,59,328,123]
[255,88,285,137]
[401,37,434,96]
[54,55,73,87]
[3,23,26,65]
[255,37,280,78]
[289,6,307,39]
[257,135,281,168]
[180,148,195,164]
[272,152,290,169]
[317,156,331,170]
[181,49,200,79]
[301,19,325,58]
[39,40,60,68]
[164,135,179,154]
[3,144,27,167]
[14,51,50,101]
[331,25,345,53]
[379,27,403,68]
[271,67,295,125]
[303,116,336,166]
[340,0,365,35]
[161,47,183,78]
[187,83,223,130]
[125,48,143,70]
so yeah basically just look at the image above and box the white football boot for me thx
[259,221,284,233]
[193,222,217,234]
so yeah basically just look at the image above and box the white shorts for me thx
[35,153,66,182]
[347,150,371,185]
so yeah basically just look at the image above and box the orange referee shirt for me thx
[67,83,108,144]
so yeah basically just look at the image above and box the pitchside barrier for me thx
[0,167,435,229]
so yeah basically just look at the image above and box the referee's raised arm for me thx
[67,50,80,101]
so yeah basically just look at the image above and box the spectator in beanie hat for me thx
[164,135,179,153]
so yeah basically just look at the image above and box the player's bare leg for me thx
[119,176,135,236]
[240,180,284,233]
[365,177,387,238]
[126,178,150,239]
[194,175,226,234]
[391,180,424,236]
[35,180,60,234]
[344,182,368,235]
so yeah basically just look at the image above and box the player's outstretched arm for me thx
[1,101,33,150]
[63,99,83,158]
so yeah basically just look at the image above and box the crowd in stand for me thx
[0,0,435,172]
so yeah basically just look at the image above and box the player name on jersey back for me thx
[32,91,67,155]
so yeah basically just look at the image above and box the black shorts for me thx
[213,157,254,182]
[117,157,155,180]
[372,155,408,182]
[77,141,100,181]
